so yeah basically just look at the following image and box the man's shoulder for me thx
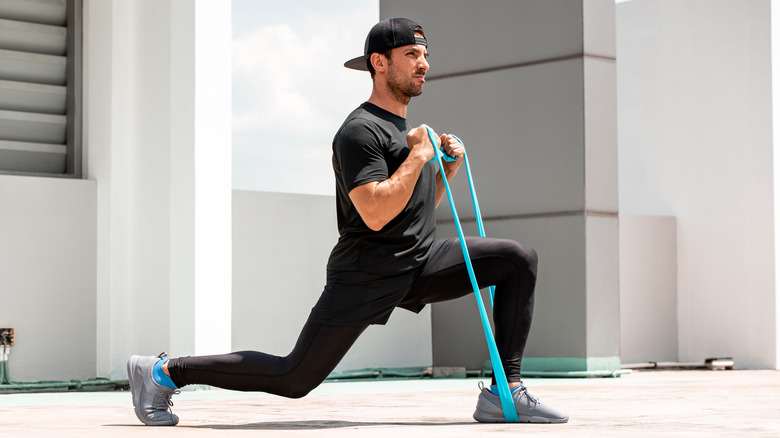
[342,104,383,127]
[335,106,385,143]
[339,103,405,133]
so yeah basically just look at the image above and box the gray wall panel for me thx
[381,0,584,77]
[584,214,620,358]
[389,0,620,372]
[584,58,617,212]
[434,215,588,368]
[410,59,586,220]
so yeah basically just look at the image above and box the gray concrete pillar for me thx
[381,0,619,372]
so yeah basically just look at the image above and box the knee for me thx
[283,385,314,399]
[278,377,320,399]
[523,244,538,273]
[504,240,538,277]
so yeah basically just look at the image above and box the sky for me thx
[232,0,379,196]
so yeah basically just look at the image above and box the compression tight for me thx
[166,236,537,398]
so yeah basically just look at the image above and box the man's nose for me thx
[418,56,429,71]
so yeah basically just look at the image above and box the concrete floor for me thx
[1,369,779,437]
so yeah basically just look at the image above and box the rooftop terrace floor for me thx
[1,369,778,437]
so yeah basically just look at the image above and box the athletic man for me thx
[127,17,568,426]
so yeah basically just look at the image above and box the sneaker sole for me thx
[473,410,569,423]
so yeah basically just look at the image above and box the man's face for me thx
[385,33,429,103]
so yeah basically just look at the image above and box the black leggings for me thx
[167,237,537,398]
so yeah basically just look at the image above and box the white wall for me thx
[232,191,433,372]
[617,0,777,368]
[0,175,97,381]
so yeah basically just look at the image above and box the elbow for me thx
[359,208,389,231]
[352,203,388,231]
[363,216,387,232]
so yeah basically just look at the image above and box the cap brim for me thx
[344,55,369,71]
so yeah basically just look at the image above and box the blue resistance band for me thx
[422,125,519,423]
[449,133,496,307]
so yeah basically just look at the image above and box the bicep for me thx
[335,125,387,192]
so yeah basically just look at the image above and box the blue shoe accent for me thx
[152,357,178,389]
[489,384,523,396]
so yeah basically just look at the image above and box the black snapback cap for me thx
[344,18,427,71]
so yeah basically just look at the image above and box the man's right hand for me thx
[407,125,437,162]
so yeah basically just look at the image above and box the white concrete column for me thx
[169,0,233,357]
[772,0,780,370]
[86,0,137,380]
[86,0,231,379]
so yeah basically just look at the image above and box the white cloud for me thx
[232,3,378,195]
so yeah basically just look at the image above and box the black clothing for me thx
[167,237,537,395]
[318,102,440,326]
[328,102,437,276]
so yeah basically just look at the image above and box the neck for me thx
[367,82,409,118]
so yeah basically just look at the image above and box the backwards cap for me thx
[344,18,427,71]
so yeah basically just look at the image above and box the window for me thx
[0,0,81,177]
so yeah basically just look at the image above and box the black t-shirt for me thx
[327,102,437,276]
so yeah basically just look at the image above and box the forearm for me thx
[350,151,429,231]
[435,166,459,207]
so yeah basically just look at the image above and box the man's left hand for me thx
[439,134,465,177]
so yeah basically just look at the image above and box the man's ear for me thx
[370,52,387,74]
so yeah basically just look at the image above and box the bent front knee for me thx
[504,240,538,276]
[278,381,318,399]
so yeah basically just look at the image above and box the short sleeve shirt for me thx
[327,102,437,277]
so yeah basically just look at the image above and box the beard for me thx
[386,61,424,105]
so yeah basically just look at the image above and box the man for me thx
[127,17,568,426]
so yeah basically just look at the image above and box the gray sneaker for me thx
[127,353,180,426]
[473,381,568,423]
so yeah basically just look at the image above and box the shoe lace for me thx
[478,380,538,400]
[515,383,540,406]
[153,388,180,412]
